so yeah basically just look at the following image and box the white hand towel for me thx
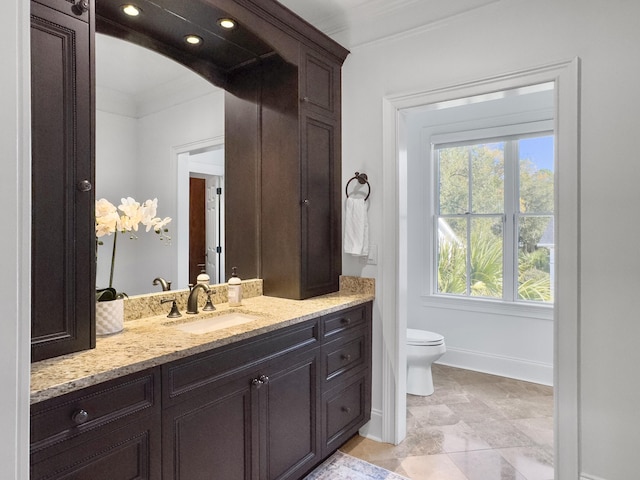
[344,197,369,256]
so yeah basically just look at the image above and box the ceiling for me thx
[96,0,500,101]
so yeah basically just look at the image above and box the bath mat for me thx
[304,451,409,480]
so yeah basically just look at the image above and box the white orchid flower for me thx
[95,199,119,236]
[147,217,171,233]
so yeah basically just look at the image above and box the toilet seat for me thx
[407,328,444,346]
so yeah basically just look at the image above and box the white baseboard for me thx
[358,408,383,443]
[437,346,553,386]
[581,474,608,480]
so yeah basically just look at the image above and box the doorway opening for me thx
[176,139,225,288]
[379,60,580,478]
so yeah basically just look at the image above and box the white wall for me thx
[95,89,224,294]
[340,0,640,478]
[1,0,30,477]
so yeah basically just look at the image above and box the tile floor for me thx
[340,364,554,480]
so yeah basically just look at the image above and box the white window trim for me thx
[423,120,555,313]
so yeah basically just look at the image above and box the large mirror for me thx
[95,33,226,296]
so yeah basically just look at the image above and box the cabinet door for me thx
[262,349,321,480]
[31,413,160,480]
[30,0,95,362]
[163,377,256,480]
[300,47,340,119]
[298,47,342,300]
[299,112,341,299]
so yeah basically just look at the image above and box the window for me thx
[434,133,554,303]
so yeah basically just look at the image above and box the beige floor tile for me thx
[344,365,555,480]
[449,450,526,480]
[407,404,460,427]
[511,417,554,448]
[425,421,493,453]
[340,435,400,461]
[498,446,554,480]
[481,396,553,420]
[467,419,536,449]
[400,454,469,480]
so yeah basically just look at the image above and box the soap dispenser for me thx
[228,267,242,306]
[196,264,209,286]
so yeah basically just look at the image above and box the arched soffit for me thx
[95,0,295,90]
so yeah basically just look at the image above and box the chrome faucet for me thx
[186,283,210,314]
[152,277,171,291]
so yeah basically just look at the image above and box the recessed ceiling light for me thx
[217,18,236,29]
[184,35,203,46]
[121,4,141,16]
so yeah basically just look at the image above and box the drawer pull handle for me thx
[341,406,352,414]
[71,409,89,425]
[341,354,352,362]
[251,375,270,388]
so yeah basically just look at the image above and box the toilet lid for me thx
[407,328,444,346]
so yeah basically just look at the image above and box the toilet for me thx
[406,328,446,396]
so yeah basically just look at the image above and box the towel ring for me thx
[345,172,371,201]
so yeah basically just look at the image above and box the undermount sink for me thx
[171,312,259,335]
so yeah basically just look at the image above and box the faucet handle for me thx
[203,289,216,311]
[161,298,182,318]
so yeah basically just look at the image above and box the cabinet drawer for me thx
[323,305,367,339]
[31,368,160,452]
[31,413,160,480]
[323,374,368,452]
[323,330,366,384]
[164,318,319,402]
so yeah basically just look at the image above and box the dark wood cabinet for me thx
[162,319,321,480]
[31,302,371,479]
[30,368,161,480]
[30,0,95,362]
[320,304,373,455]
[242,46,344,300]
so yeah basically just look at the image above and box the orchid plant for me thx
[95,197,171,301]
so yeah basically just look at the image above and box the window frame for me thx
[426,120,555,318]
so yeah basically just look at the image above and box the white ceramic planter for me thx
[95,298,124,335]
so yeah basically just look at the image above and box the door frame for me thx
[173,136,224,289]
[380,59,580,478]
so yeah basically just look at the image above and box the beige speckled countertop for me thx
[31,277,374,405]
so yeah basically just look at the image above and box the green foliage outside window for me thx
[436,137,554,303]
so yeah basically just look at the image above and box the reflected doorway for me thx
[177,141,225,288]
[189,175,223,285]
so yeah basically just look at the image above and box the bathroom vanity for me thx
[30,286,373,479]
[30,0,349,361]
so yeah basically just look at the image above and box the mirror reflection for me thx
[95,33,225,296]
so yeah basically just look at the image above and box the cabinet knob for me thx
[252,375,269,388]
[341,406,352,414]
[301,96,309,103]
[340,318,351,325]
[302,199,310,206]
[77,179,92,192]
[71,409,89,425]
[341,354,352,362]
[72,0,89,14]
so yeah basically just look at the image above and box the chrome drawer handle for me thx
[251,375,270,388]
[71,409,89,425]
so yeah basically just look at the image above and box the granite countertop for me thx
[31,281,374,405]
